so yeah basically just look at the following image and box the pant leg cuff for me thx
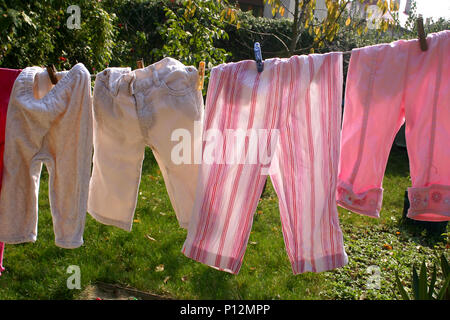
[88,209,133,232]
[407,184,450,222]
[291,252,349,275]
[182,242,241,274]
[0,235,37,244]
[336,181,383,218]
[55,239,84,249]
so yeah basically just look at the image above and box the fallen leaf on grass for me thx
[250,241,257,245]
[257,210,263,215]
[181,275,188,282]
[159,212,166,216]
[382,243,393,250]
[133,219,140,223]
[155,264,165,272]
[146,234,157,241]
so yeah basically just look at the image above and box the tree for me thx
[0,0,115,72]
[156,0,233,69]
[264,0,400,55]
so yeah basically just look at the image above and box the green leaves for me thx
[436,275,450,300]
[263,0,402,55]
[155,0,231,92]
[0,1,115,72]
[395,255,450,300]
[394,271,410,300]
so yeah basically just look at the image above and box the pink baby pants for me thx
[183,53,348,274]
[337,30,450,222]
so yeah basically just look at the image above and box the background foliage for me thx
[0,0,115,72]
[1,0,449,71]
[0,0,449,301]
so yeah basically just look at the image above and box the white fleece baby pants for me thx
[88,57,204,231]
[0,63,93,248]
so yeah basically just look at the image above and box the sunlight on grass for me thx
[0,146,448,300]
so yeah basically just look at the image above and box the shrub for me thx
[0,0,115,72]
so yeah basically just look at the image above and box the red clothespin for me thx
[416,16,428,51]
[46,64,58,85]
[197,61,205,91]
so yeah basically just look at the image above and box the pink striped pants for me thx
[182,53,348,274]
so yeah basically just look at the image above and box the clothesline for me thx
[88,50,354,78]
[0,29,447,280]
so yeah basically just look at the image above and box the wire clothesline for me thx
[59,16,428,81]
[87,50,354,78]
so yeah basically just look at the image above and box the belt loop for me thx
[150,65,161,87]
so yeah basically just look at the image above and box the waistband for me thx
[96,57,198,97]
[211,51,342,75]
[351,29,450,54]
[15,63,89,104]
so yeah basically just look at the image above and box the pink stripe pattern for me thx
[182,54,348,274]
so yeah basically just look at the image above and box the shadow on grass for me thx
[142,147,159,174]
[385,145,448,246]
[190,268,235,299]
[398,216,448,248]
[385,145,410,178]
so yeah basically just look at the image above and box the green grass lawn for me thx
[0,146,448,300]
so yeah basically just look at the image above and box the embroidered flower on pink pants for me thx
[431,191,442,203]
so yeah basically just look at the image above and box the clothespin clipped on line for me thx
[137,58,145,69]
[46,64,58,85]
[197,61,205,91]
[254,42,264,73]
[416,16,428,51]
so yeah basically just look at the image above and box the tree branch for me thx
[223,20,291,54]
[293,0,350,54]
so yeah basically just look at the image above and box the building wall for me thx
[249,0,398,27]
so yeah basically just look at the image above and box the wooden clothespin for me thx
[197,61,205,91]
[416,16,428,51]
[46,64,58,85]
[137,58,145,69]
[254,42,264,73]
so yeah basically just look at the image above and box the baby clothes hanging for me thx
[182,53,348,274]
[337,30,450,222]
[0,63,93,248]
[0,68,22,275]
[88,57,204,231]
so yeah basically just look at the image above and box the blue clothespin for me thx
[254,42,263,73]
